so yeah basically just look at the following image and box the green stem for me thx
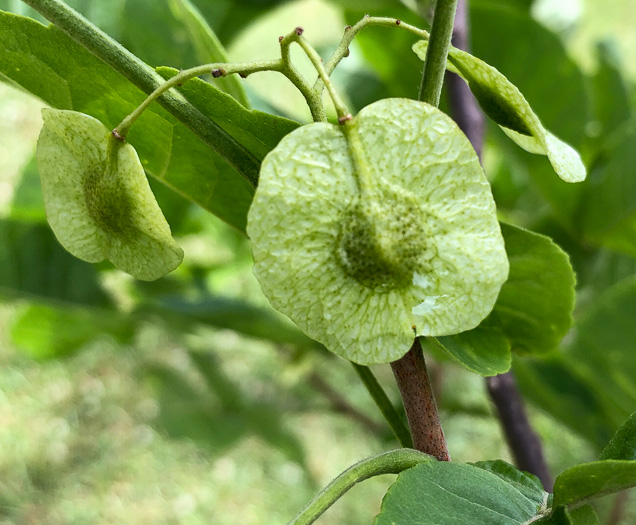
[282,29,350,121]
[418,0,458,105]
[323,16,430,81]
[312,16,430,100]
[288,449,432,525]
[278,28,326,122]
[352,364,413,448]
[114,60,280,139]
[21,0,261,188]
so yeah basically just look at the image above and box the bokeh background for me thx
[1,0,635,523]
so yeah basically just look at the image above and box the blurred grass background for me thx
[1,0,635,523]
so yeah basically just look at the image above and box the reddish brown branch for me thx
[391,338,450,460]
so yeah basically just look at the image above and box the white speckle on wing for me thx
[412,295,439,316]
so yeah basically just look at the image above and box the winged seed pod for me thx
[247,98,509,365]
[36,109,183,281]
[413,41,586,183]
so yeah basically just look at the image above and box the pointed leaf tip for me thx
[413,41,586,183]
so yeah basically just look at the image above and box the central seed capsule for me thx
[83,167,135,236]
[336,189,426,291]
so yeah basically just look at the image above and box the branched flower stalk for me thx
[113,59,281,139]
[114,19,430,136]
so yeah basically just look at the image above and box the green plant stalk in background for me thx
[352,363,413,448]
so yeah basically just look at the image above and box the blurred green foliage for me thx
[0,0,635,523]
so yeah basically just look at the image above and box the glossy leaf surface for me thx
[434,325,511,376]
[375,461,545,524]
[599,412,636,461]
[156,67,299,163]
[488,223,575,355]
[534,505,599,525]
[471,460,547,505]
[553,460,636,508]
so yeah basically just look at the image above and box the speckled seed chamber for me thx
[247,98,509,365]
[36,109,183,281]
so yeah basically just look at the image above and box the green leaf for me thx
[471,460,547,506]
[0,218,110,306]
[142,295,319,348]
[553,460,636,508]
[577,249,636,294]
[490,223,575,355]
[248,99,508,364]
[567,506,599,525]
[10,302,134,359]
[37,109,183,281]
[433,223,575,374]
[146,351,307,466]
[564,276,636,420]
[600,412,636,461]
[193,0,288,46]
[570,506,600,525]
[412,41,586,183]
[156,66,299,162]
[117,0,201,70]
[434,326,511,377]
[512,355,617,450]
[534,505,599,525]
[375,461,544,524]
[469,5,589,228]
[0,10,254,231]
[168,0,248,107]
[9,156,46,222]
[589,42,632,141]
[579,119,636,256]
[470,5,589,148]
[476,0,531,11]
